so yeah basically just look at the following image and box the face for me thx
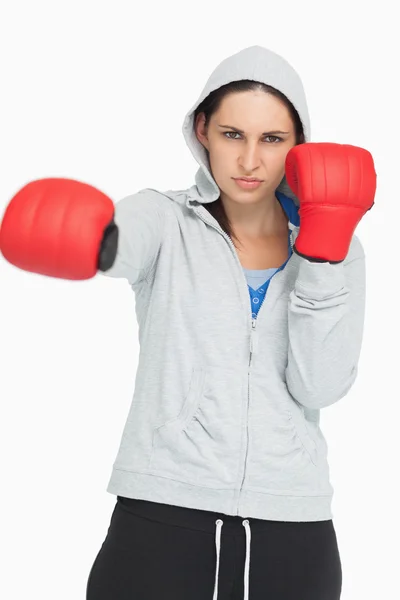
[195,90,297,206]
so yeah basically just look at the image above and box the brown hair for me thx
[193,80,305,246]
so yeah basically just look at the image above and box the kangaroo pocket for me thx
[246,372,329,494]
[148,365,245,487]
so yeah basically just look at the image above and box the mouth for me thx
[233,177,263,182]
[233,177,264,189]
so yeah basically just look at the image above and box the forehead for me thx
[214,91,292,129]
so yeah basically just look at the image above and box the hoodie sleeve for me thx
[284,234,366,410]
[100,188,170,285]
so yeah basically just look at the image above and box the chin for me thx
[228,193,264,206]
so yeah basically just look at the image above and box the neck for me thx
[220,191,288,239]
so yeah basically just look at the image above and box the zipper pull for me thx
[250,318,258,355]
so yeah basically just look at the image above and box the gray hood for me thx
[181,45,311,206]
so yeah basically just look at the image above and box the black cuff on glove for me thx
[97,219,119,271]
[293,244,343,265]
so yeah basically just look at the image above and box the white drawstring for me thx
[242,519,251,600]
[213,519,223,600]
[212,518,252,600]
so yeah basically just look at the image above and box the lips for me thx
[234,178,263,182]
[233,178,263,190]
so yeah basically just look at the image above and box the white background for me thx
[0,1,398,598]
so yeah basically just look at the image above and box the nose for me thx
[239,142,262,172]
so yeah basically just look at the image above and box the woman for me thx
[88,45,375,600]
[0,45,376,599]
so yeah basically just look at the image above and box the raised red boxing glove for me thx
[285,142,377,263]
[0,178,119,279]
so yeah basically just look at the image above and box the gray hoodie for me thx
[101,45,365,526]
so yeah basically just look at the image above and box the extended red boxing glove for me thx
[0,178,119,279]
[285,142,377,263]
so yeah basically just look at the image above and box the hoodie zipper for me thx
[192,203,295,502]
[244,227,295,501]
[249,228,295,366]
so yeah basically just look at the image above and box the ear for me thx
[194,112,209,150]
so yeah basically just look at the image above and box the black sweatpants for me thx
[86,495,342,600]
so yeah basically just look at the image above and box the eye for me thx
[223,132,283,143]
[264,135,283,143]
[224,131,241,140]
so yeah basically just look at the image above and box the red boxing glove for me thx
[285,142,377,263]
[0,178,118,280]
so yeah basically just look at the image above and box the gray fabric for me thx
[101,45,365,522]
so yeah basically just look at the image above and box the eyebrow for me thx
[217,124,290,135]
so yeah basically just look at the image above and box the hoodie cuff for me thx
[294,256,347,299]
